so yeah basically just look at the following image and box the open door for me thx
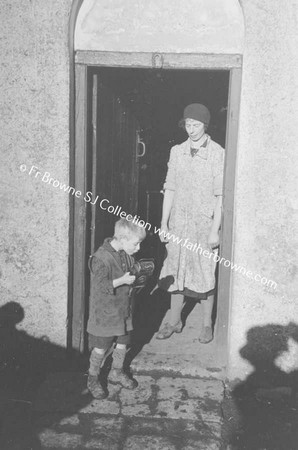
[89,71,141,254]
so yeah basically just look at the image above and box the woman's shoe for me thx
[156,321,183,339]
[199,326,213,344]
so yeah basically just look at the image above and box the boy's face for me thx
[121,234,142,255]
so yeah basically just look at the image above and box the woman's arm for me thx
[209,144,224,250]
[207,195,222,249]
[159,189,175,242]
[159,145,177,242]
[161,189,175,227]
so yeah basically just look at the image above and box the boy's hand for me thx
[113,272,136,288]
[122,272,136,285]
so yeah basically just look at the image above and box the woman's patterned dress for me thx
[159,136,224,296]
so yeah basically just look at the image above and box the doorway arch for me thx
[75,0,244,54]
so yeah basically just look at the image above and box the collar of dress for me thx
[183,135,210,159]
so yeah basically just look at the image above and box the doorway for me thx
[89,67,229,247]
[71,52,242,375]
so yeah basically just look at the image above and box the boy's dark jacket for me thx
[87,238,135,337]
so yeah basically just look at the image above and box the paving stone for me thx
[85,417,124,449]
[154,399,199,421]
[38,429,83,448]
[155,377,223,426]
[59,414,80,426]
[127,418,165,434]
[132,351,225,379]
[123,435,176,450]
[34,372,91,413]
[126,417,203,438]
[119,376,155,405]
[79,399,120,415]
[200,420,221,439]
[157,377,223,402]
[122,403,152,417]
[182,439,220,450]
[84,438,119,449]
[200,409,223,425]
[91,416,124,433]
[184,421,199,432]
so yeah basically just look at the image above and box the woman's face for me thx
[185,118,205,142]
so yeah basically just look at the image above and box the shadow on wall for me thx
[225,323,298,450]
[0,301,91,449]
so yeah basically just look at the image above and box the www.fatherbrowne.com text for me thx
[21,164,277,290]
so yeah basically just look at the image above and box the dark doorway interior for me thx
[85,67,230,370]
[88,67,229,246]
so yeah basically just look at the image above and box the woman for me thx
[156,103,224,344]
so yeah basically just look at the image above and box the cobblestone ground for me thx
[31,372,224,449]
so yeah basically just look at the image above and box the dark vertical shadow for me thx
[123,234,170,366]
[225,323,298,450]
[126,287,170,366]
[0,301,93,449]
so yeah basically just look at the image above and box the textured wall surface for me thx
[75,0,244,53]
[0,0,72,345]
[228,0,298,380]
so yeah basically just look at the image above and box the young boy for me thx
[87,218,146,399]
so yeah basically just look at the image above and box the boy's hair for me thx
[114,218,146,241]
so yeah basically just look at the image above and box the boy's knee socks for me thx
[89,348,105,376]
[112,344,127,370]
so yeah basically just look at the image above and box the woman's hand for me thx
[207,230,220,251]
[159,222,169,243]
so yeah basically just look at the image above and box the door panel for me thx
[90,73,140,253]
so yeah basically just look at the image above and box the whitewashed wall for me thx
[227,0,298,379]
[0,0,72,344]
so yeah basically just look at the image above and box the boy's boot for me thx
[108,345,138,389]
[87,349,107,399]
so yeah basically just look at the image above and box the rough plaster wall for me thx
[228,0,298,380]
[75,0,244,53]
[0,1,72,345]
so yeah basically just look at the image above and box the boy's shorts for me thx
[88,332,131,350]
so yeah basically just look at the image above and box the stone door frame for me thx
[69,50,242,370]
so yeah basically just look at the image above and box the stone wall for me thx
[0,0,72,345]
